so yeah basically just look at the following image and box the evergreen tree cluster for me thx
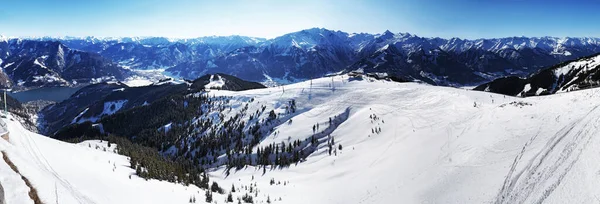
[55,87,345,194]
[241,193,254,203]
[107,135,207,187]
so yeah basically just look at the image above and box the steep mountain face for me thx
[474,54,600,96]
[0,39,130,89]
[26,28,600,86]
[40,74,265,135]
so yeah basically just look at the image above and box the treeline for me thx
[107,135,208,187]
[66,133,210,189]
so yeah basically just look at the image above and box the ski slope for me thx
[205,74,226,89]
[2,75,600,203]
[0,116,210,204]
[206,76,600,204]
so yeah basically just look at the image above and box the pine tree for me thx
[242,193,253,203]
[231,184,236,193]
[226,193,234,203]
[268,110,277,121]
[205,190,213,203]
[201,172,210,189]
[211,181,222,193]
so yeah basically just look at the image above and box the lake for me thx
[8,86,83,103]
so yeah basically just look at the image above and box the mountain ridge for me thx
[474,53,600,96]
[0,39,131,89]
[5,28,600,86]
[10,27,600,42]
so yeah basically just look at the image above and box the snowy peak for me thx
[193,35,266,46]
[378,30,395,40]
[268,28,344,49]
[438,36,600,54]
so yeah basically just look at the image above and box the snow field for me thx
[2,75,600,203]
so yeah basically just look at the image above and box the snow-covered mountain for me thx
[33,35,267,70]
[0,39,131,89]
[474,53,600,96]
[3,75,600,203]
[18,28,600,86]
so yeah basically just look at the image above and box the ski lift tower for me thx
[0,88,9,118]
[0,87,9,142]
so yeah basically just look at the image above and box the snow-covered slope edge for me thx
[0,115,210,204]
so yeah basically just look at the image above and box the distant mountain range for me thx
[0,39,131,89]
[4,28,600,88]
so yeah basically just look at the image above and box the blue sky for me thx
[1,0,600,39]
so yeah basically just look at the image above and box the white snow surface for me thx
[2,76,600,203]
[122,78,153,87]
[205,76,600,204]
[0,115,206,204]
[71,101,128,124]
[554,54,600,78]
[204,74,225,89]
[102,100,128,116]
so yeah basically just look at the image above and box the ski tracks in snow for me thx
[495,105,600,204]
[15,126,97,204]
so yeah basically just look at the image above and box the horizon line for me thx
[2,27,600,41]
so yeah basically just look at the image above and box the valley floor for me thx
[2,76,600,203]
